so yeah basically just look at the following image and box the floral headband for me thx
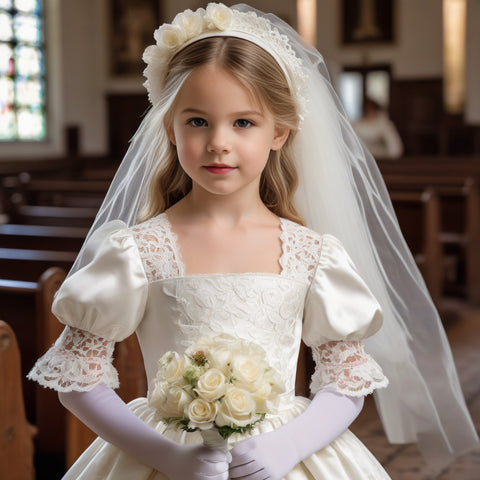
[142,3,306,116]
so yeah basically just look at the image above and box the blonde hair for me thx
[138,36,305,225]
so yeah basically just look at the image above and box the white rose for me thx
[142,45,169,105]
[149,382,193,418]
[205,3,233,31]
[254,379,273,400]
[186,398,218,430]
[157,351,190,386]
[173,9,205,39]
[195,368,227,401]
[215,386,256,427]
[206,345,232,371]
[154,24,187,49]
[231,355,264,390]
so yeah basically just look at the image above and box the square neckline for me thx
[161,211,289,278]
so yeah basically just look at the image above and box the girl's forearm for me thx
[59,383,229,479]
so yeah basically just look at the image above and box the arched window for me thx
[0,0,46,141]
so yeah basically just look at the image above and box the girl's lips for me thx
[203,165,236,175]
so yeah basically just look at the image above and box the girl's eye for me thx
[234,119,253,128]
[188,118,207,127]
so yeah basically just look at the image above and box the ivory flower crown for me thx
[142,3,306,114]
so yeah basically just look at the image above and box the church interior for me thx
[1,0,480,478]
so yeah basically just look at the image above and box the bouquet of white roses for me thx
[148,334,284,450]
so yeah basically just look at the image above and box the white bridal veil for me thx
[69,3,479,472]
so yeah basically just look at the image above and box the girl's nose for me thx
[207,127,231,154]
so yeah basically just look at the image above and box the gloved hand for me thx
[59,383,229,480]
[229,390,364,480]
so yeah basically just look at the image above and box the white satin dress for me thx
[29,213,391,479]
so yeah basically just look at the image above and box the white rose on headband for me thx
[154,24,187,49]
[173,9,206,39]
[205,3,233,31]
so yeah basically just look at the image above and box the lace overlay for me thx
[27,326,118,392]
[310,341,388,397]
[131,214,184,281]
[279,219,323,283]
[161,275,307,399]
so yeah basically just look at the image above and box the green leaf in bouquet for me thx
[216,412,267,439]
[163,416,198,433]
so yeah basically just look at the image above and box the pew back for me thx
[0,320,36,480]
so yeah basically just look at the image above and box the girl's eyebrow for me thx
[180,108,264,117]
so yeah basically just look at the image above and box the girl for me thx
[28,3,478,479]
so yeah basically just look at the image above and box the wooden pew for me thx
[0,248,76,281]
[15,174,110,208]
[0,268,67,462]
[0,224,88,251]
[10,203,97,228]
[389,189,443,305]
[385,175,480,302]
[0,320,36,480]
[378,156,480,181]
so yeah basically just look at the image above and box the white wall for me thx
[316,0,443,79]
[61,0,107,156]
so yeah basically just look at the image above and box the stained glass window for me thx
[0,0,45,141]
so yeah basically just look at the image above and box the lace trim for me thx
[132,214,324,284]
[310,340,389,397]
[27,326,119,392]
[132,214,184,282]
[279,219,323,283]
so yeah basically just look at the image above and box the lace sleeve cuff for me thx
[310,340,388,397]
[27,326,119,392]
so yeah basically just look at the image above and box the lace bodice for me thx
[28,215,388,401]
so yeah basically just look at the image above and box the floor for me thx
[350,299,480,479]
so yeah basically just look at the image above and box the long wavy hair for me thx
[138,36,305,225]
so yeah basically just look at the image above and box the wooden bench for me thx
[10,202,98,227]
[378,156,480,181]
[385,175,480,302]
[0,268,67,462]
[0,224,88,251]
[389,189,443,305]
[0,320,36,480]
[0,257,146,469]
[0,248,76,281]
[14,174,110,208]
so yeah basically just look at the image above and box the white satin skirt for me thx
[62,397,391,480]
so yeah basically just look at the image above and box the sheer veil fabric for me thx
[69,3,479,472]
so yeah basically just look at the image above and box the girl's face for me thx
[165,64,289,200]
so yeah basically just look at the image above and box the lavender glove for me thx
[229,390,364,480]
[59,383,230,480]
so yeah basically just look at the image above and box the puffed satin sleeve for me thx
[52,220,148,340]
[303,234,388,396]
[27,220,148,392]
